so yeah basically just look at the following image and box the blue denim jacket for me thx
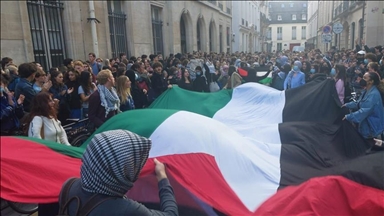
[345,85,384,139]
[15,78,37,112]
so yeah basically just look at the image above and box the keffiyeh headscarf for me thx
[80,130,152,197]
[97,84,120,117]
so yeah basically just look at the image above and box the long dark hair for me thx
[335,64,346,82]
[25,92,58,132]
[367,72,384,105]
[79,71,92,95]
[228,65,237,76]
[180,67,191,83]
[50,71,64,88]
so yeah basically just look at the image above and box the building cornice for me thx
[150,0,165,8]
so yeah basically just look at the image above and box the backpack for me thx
[57,178,114,216]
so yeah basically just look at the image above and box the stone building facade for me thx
[316,0,384,52]
[266,1,308,52]
[1,0,232,70]
[231,1,262,53]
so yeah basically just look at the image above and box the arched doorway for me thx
[197,20,201,51]
[351,22,355,49]
[343,21,349,49]
[209,20,217,52]
[196,16,207,52]
[180,10,193,54]
[180,16,186,54]
[358,19,364,44]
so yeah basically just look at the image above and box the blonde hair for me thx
[116,75,131,104]
[96,69,112,85]
[73,60,84,68]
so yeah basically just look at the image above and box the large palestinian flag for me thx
[1,79,384,215]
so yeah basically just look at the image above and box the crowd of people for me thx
[1,38,384,214]
[1,39,384,143]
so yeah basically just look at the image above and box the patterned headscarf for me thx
[80,130,151,197]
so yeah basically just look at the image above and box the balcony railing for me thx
[334,1,360,19]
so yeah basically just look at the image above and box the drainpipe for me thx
[89,1,99,57]
[361,0,365,46]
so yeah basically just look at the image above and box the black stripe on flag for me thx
[278,78,383,191]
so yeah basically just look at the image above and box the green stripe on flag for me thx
[150,86,233,117]
[259,77,272,84]
[82,109,178,147]
[17,136,84,158]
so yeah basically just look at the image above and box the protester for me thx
[65,70,82,119]
[223,65,242,89]
[178,67,193,91]
[151,62,172,100]
[27,92,71,146]
[343,72,384,141]
[0,73,25,135]
[33,69,51,93]
[58,129,178,215]
[49,70,74,124]
[284,61,306,90]
[78,71,96,119]
[193,66,209,92]
[116,75,135,111]
[334,64,347,104]
[88,70,120,129]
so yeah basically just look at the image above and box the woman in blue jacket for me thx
[1,73,25,135]
[284,61,306,90]
[343,72,384,141]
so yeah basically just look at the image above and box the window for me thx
[302,14,306,20]
[269,3,272,8]
[290,3,294,7]
[277,27,282,40]
[292,14,297,20]
[277,43,282,51]
[26,0,66,70]
[246,21,248,27]
[227,27,230,46]
[242,18,245,25]
[292,26,297,40]
[267,27,272,40]
[303,3,307,7]
[218,3,223,10]
[277,15,282,21]
[301,26,306,39]
[108,1,129,57]
[151,6,163,55]
[281,4,285,8]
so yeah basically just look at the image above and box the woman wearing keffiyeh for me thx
[59,129,178,215]
[88,70,121,129]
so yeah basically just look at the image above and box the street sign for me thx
[321,33,332,43]
[322,25,332,34]
[333,23,343,34]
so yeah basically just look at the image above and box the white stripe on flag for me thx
[149,109,282,211]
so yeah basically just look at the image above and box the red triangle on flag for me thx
[238,68,248,77]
